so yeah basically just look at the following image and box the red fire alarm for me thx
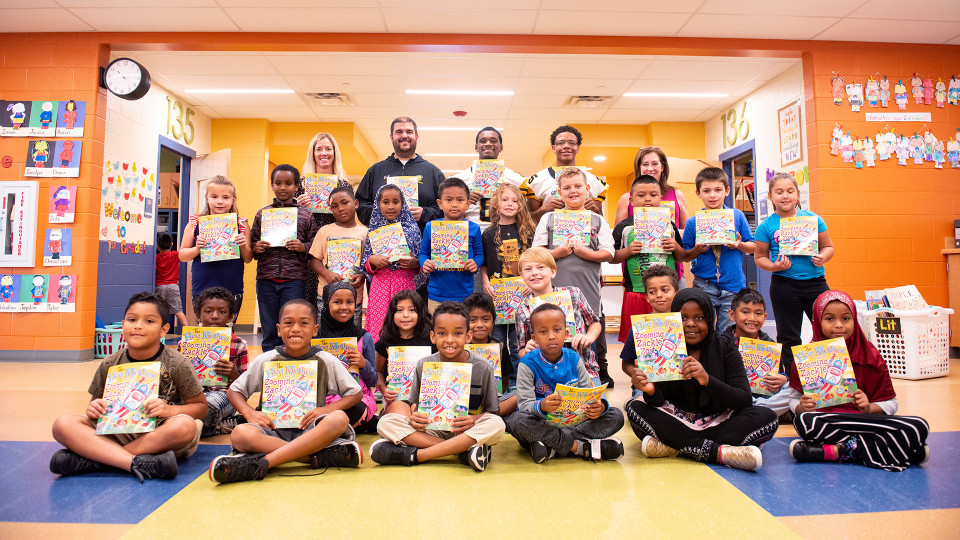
[453,110,467,117]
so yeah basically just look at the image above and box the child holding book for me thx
[624,288,779,471]
[185,286,249,437]
[787,290,929,471]
[375,290,436,408]
[419,178,484,312]
[754,172,835,372]
[209,299,363,483]
[362,184,426,342]
[309,185,368,327]
[178,175,253,323]
[682,167,755,335]
[612,175,688,343]
[50,292,206,482]
[371,302,506,472]
[717,288,791,418]
[463,292,517,415]
[532,167,615,386]
[515,247,603,384]
[620,265,680,398]
[507,304,624,463]
[250,164,319,351]
[318,281,378,430]
[154,233,188,328]
[480,182,535,389]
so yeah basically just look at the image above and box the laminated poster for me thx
[417,361,472,431]
[632,206,672,254]
[198,213,241,262]
[551,209,591,247]
[327,238,362,278]
[262,360,319,429]
[312,337,359,381]
[386,176,420,208]
[529,290,576,340]
[261,207,298,247]
[738,337,782,396]
[302,174,339,214]
[367,222,410,262]
[465,342,502,394]
[545,384,608,427]
[792,338,857,409]
[180,326,230,386]
[630,313,686,382]
[490,276,525,325]
[695,209,735,245]
[430,220,469,270]
[95,361,161,435]
[386,346,432,402]
[778,216,818,257]
[472,160,504,198]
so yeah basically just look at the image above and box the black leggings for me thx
[794,412,929,471]
[626,398,779,463]
[769,274,829,373]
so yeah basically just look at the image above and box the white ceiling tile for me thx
[520,56,651,79]
[193,105,224,118]
[69,7,239,31]
[62,0,219,5]
[507,107,607,122]
[176,74,291,90]
[678,14,839,40]
[0,9,94,32]
[348,93,406,107]
[402,76,519,93]
[516,77,632,96]
[947,33,960,44]
[699,0,860,17]
[543,0,704,11]
[212,105,318,121]
[600,108,704,122]
[848,0,960,21]
[381,8,537,34]
[218,0,378,6]
[534,11,690,36]
[265,54,402,77]
[508,94,571,108]
[226,8,386,32]
[814,19,960,43]
[135,54,278,76]
[284,75,399,93]
[3,0,59,6]
[622,79,744,95]
[639,59,794,81]
[378,0,541,8]
[182,92,306,108]
[400,56,526,78]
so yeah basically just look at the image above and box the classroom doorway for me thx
[156,137,196,333]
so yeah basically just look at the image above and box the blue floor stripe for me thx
[709,432,960,516]
[0,441,229,524]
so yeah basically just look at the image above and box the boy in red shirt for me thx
[155,233,188,328]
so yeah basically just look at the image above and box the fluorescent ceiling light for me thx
[406,89,514,96]
[440,169,463,174]
[593,155,607,162]
[424,153,478,157]
[419,127,505,131]
[185,89,295,94]
[623,92,728,98]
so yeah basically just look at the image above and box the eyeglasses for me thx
[554,141,579,147]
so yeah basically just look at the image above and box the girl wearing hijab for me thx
[361,184,427,342]
[319,281,378,431]
[788,290,930,471]
[624,288,779,471]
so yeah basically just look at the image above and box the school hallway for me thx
[1,338,957,540]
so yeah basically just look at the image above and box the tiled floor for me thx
[1,341,957,539]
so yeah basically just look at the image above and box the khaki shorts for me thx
[155,283,183,315]
[104,414,202,459]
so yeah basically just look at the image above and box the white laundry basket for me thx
[863,307,953,380]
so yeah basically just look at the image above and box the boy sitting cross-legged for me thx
[208,299,363,483]
[506,303,624,463]
[371,301,506,472]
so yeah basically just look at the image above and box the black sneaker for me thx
[209,452,268,483]
[579,438,624,461]
[369,439,418,466]
[49,449,111,476]
[789,440,825,462]
[458,444,491,472]
[130,450,178,483]
[310,442,362,469]
[529,441,554,464]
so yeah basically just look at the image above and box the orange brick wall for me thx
[802,45,960,308]
[0,36,107,358]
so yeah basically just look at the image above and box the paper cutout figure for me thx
[865,78,880,107]
[43,228,72,266]
[830,125,844,156]
[935,79,947,108]
[28,275,47,306]
[895,135,910,166]
[840,133,854,163]
[879,76,891,107]
[846,83,863,112]
[910,134,924,165]
[31,140,49,168]
[58,141,74,167]
[831,75,845,105]
[7,101,27,129]
[922,77,934,105]
[863,138,876,167]
[39,102,54,128]
[49,185,76,223]
[894,80,908,110]
[946,138,960,168]
[933,139,945,169]
[911,74,923,104]
[949,76,960,106]
[0,275,16,303]
[853,138,864,169]
[56,275,72,304]
[56,100,85,137]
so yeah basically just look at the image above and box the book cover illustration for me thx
[95,362,161,435]
[180,326,230,386]
[46,274,76,313]
[368,222,410,262]
[466,342,502,394]
[779,216,818,256]
[43,228,72,266]
[386,346,432,402]
[430,220,469,270]
[327,238,363,278]
[1,100,32,136]
[262,360,319,429]
[49,186,77,223]
[302,174,339,214]
[19,274,48,312]
[261,207,298,247]
[632,206,672,254]
[883,285,929,311]
[545,384,608,427]
[27,101,58,137]
[387,175,420,207]
[529,290,577,339]
[738,337,782,396]
[695,209,736,245]
[198,213,241,262]
[793,338,858,409]
[472,159,504,198]
[630,313,686,382]
[0,274,22,312]
[311,337,359,381]
[660,200,676,215]
[417,361,472,431]
[56,100,86,137]
[551,209,592,247]
[864,290,888,310]
[490,276,525,325]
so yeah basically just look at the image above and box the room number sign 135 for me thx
[165,96,195,145]
[721,101,750,148]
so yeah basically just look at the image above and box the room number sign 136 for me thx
[721,101,750,148]
[165,96,195,145]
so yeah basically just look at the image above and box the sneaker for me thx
[49,449,111,476]
[369,439,417,466]
[310,442,362,469]
[130,450,178,483]
[789,440,825,462]
[720,445,762,471]
[919,445,931,465]
[579,438,624,461]
[529,441,554,464]
[598,370,615,389]
[208,452,268,483]
[218,416,239,435]
[458,444,491,471]
[641,436,680,458]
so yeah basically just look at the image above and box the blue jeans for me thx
[692,276,735,335]
[491,323,520,391]
[256,278,306,351]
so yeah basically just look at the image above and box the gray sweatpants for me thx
[505,408,624,458]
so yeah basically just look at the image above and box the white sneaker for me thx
[641,435,679,458]
[719,445,762,471]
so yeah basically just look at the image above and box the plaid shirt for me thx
[250,199,318,280]
[180,332,249,392]
[515,286,599,378]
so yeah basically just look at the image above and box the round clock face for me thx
[105,59,143,96]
